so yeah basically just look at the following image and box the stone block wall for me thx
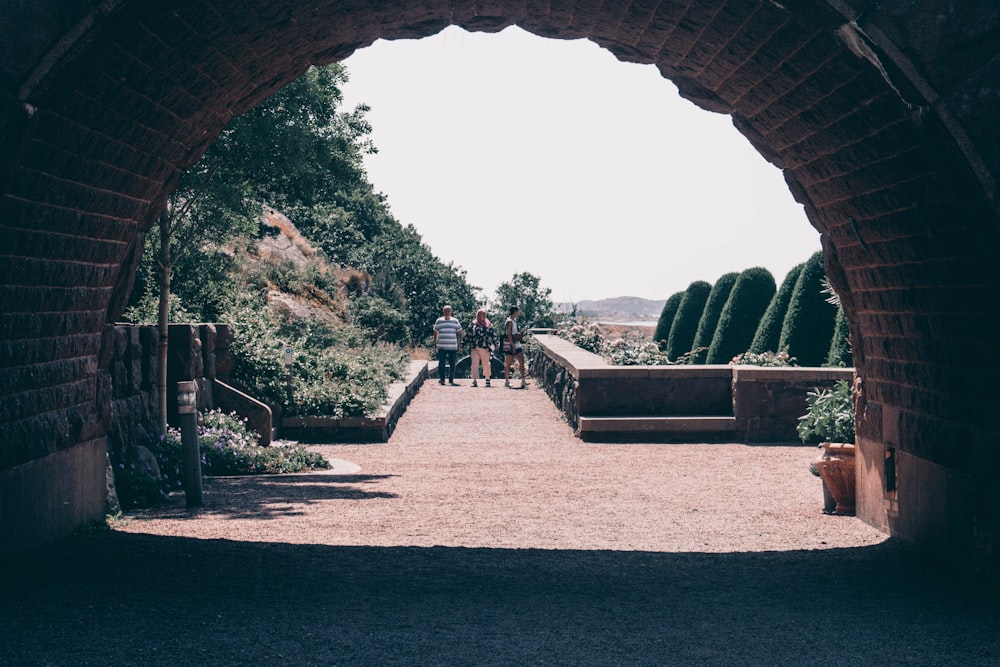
[733,366,855,442]
[530,335,854,443]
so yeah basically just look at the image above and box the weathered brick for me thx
[1,0,999,568]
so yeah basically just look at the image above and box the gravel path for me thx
[2,381,998,665]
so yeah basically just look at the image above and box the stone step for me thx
[577,416,740,442]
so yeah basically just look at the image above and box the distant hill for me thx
[559,296,666,321]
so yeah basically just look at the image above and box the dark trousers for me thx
[438,348,458,382]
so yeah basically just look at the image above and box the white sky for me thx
[340,26,821,304]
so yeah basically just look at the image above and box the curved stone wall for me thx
[1,1,998,569]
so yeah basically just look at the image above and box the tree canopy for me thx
[705,267,776,364]
[493,272,556,330]
[126,64,476,346]
[690,272,738,364]
[665,280,712,361]
[750,262,804,354]
[653,291,684,348]
[778,251,837,366]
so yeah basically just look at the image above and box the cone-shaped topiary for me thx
[826,306,853,367]
[778,251,837,367]
[689,272,739,364]
[665,280,712,361]
[750,262,805,354]
[706,267,777,364]
[653,291,684,349]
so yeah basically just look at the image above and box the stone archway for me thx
[2,1,998,570]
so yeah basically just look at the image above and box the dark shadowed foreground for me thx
[3,383,998,665]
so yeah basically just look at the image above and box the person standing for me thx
[433,305,463,386]
[503,306,529,389]
[466,308,497,387]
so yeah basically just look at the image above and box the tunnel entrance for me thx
[2,1,998,571]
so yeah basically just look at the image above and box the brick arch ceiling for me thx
[2,2,999,564]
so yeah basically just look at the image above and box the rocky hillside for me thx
[571,296,666,321]
[255,206,349,323]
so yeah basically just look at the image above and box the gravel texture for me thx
[2,381,998,665]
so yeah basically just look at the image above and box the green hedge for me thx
[665,280,712,361]
[750,262,804,354]
[689,272,738,364]
[653,291,684,349]
[826,306,853,367]
[706,267,777,364]
[778,251,837,367]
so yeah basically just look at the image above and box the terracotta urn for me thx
[815,443,856,515]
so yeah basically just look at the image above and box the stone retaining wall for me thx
[529,335,853,443]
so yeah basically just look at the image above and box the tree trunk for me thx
[158,209,171,434]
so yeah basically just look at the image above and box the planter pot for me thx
[815,442,856,515]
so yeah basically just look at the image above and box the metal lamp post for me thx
[176,380,202,507]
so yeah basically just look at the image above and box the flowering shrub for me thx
[155,409,331,492]
[557,321,673,366]
[729,350,797,367]
[559,321,603,354]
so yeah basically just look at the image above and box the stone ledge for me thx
[533,335,736,380]
[578,416,740,433]
[532,334,856,443]
[732,366,854,382]
[281,360,428,443]
[578,416,745,443]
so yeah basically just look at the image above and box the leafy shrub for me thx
[706,267,776,364]
[226,300,291,407]
[226,297,408,419]
[121,409,329,507]
[750,262,804,354]
[653,291,684,348]
[157,409,331,480]
[602,334,673,366]
[664,280,712,362]
[557,321,672,366]
[826,306,853,367]
[289,344,407,418]
[350,295,410,344]
[690,273,738,364]
[778,251,837,367]
[558,321,604,354]
[797,380,855,443]
[121,291,199,326]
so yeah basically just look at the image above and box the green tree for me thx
[750,262,805,354]
[690,272,739,364]
[127,64,376,429]
[348,222,477,344]
[826,306,853,367]
[128,63,478,351]
[778,251,837,367]
[493,272,556,329]
[653,291,684,348]
[706,267,777,364]
[665,280,712,361]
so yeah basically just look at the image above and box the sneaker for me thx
[520,379,529,388]
[504,380,511,388]
[438,379,445,385]
[449,381,459,386]
[485,379,491,387]
[471,380,478,387]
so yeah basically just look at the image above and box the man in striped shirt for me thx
[433,305,464,386]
